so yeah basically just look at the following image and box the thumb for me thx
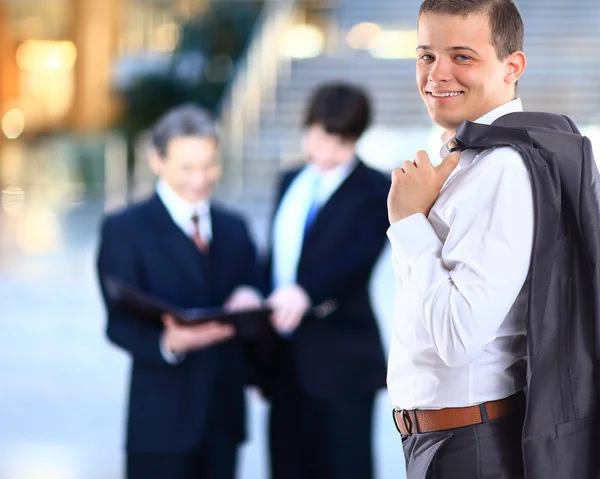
[162,314,176,327]
[434,142,460,184]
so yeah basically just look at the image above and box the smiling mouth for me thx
[428,91,464,98]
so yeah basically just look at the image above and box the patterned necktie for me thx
[190,212,209,253]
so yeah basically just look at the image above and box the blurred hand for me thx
[224,286,264,312]
[163,314,235,354]
[387,147,460,224]
[267,284,311,334]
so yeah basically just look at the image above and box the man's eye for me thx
[421,54,434,61]
[456,55,471,61]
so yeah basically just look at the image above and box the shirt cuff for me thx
[387,213,442,261]
[235,285,263,298]
[159,333,186,365]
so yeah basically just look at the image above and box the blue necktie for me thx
[302,175,321,242]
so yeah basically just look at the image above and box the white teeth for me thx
[431,92,462,97]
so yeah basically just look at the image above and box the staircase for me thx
[217,0,600,246]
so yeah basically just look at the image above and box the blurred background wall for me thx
[0,0,599,478]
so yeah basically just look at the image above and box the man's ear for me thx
[505,50,526,86]
[149,150,164,176]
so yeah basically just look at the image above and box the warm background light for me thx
[281,24,325,59]
[346,22,383,50]
[369,30,418,59]
[16,40,77,73]
[152,23,182,52]
[1,186,25,217]
[2,109,25,139]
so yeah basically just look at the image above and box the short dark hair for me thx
[419,0,524,60]
[152,104,218,157]
[303,83,372,140]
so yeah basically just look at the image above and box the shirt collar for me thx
[440,98,524,163]
[308,156,357,185]
[307,157,357,204]
[156,179,210,225]
[474,98,523,126]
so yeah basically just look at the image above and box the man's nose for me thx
[428,57,454,83]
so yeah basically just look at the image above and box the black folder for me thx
[103,275,272,341]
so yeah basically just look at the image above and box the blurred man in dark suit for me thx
[262,83,390,479]
[96,104,262,479]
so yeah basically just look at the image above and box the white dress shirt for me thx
[156,179,212,242]
[156,179,212,364]
[387,99,534,409]
[272,158,357,289]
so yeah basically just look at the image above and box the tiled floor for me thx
[0,189,406,479]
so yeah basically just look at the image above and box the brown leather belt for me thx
[393,393,524,436]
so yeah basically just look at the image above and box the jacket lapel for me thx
[144,194,210,291]
[301,161,365,251]
[205,204,226,300]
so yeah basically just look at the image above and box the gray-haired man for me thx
[97,104,262,479]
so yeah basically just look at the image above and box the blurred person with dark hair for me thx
[96,104,263,479]
[260,83,390,479]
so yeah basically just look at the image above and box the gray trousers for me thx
[401,408,525,479]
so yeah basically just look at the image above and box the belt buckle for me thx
[402,409,414,434]
[393,409,414,435]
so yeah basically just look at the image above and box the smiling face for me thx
[416,12,526,137]
[150,136,220,203]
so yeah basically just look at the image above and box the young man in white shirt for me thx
[386,1,531,477]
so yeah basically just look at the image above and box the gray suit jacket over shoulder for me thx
[455,112,599,478]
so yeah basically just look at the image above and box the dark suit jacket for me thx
[96,194,257,454]
[455,113,600,478]
[262,160,390,400]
